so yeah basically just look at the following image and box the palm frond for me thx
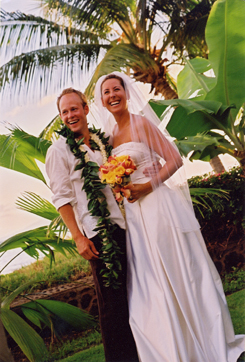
[85,42,158,98]
[21,299,95,335]
[0,43,110,95]
[0,133,47,183]
[39,114,63,141]
[190,187,229,217]
[0,226,77,273]
[11,127,51,162]
[1,309,48,362]
[48,215,69,240]
[16,192,59,220]
[0,9,101,53]
[72,0,134,32]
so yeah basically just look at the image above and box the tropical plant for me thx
[0,0,215,101]
[150,0,245,174]
[1,278,95,362]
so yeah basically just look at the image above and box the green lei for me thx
[57,125,124,289]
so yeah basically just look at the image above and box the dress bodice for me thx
[112,142,160,184]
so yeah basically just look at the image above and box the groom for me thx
[45,88,139,362]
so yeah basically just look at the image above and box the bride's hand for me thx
[143,161,162,177]
[122,182,153,203]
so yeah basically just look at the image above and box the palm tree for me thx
[0,0,215,101]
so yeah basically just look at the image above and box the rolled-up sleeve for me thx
[45,143,77,211]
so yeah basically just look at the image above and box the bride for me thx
[94,72,244,362]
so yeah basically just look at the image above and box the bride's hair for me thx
[100,74,125,92]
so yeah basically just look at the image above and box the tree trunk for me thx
[209,156,225,173]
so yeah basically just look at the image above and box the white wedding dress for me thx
[112,142,244,362]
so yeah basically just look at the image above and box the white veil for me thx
[92,71,200,231]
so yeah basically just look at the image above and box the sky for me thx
[0,0,239,273]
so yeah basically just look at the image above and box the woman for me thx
[94,72,244,362]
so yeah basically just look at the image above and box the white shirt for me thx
[45,136,126,239]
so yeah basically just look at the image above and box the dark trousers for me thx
[90,226,139,362]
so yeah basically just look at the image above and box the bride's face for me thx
[101,78,127,115]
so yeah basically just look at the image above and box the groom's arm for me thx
[46,144,99,261]
[59,204,99,260]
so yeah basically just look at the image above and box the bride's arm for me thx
[125,117,183,202]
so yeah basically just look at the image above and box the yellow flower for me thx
[104,171,117,184]
[114,165,126,177]
[116,155,129,163]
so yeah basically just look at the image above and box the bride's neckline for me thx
[112,141,150,152]
[112,141,138,151]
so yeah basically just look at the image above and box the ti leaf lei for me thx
[57,125,124,289]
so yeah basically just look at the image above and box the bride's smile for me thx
[101,78,128,115]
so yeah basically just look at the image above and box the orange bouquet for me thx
[99,155,137,202]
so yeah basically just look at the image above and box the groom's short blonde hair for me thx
[57,88,88,113]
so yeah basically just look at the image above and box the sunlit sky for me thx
[0,0,239,272]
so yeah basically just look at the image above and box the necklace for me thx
[57,125,124,289]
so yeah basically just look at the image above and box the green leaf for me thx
[149,100,168,119]
[1,309,48,362]
[1,280,39,308]
[150,99,233,139]
[85,43,158,98]
[205,0,245,120]
[16,192,59,220]
[22,299,95,330]
[176,133,219,157]
[0,134,47,183]
[0,227,77,273]
[11,127,51,162]
[177,57,216,100]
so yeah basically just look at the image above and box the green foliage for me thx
[1,253,90,299]
[59,344,105,362]
[205,0,245,120]
[1,308,49,362]
[0,226,78,273]
[21,299,95,336]
[39,329,103,362]
[16,192,59,220]
[0,252,95,362]
[150,0,245,166]
[226,289,245,335]
[222,268,245,295]
[0,133,47,183]
[188,166,244,225]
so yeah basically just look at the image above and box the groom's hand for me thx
[75,234,99,260]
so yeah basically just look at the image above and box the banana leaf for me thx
[205,0,245,120]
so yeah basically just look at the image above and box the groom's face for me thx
[59,92,89,136]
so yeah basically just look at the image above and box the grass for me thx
[0,253,91,298]
[59,344,105,362]
[39,328,103,362]
[227,289,245,334]
[223,267,245,295]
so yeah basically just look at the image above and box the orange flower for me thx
[115,192,123,202]
[121,188,131,199]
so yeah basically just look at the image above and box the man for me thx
[45,88,139,362]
